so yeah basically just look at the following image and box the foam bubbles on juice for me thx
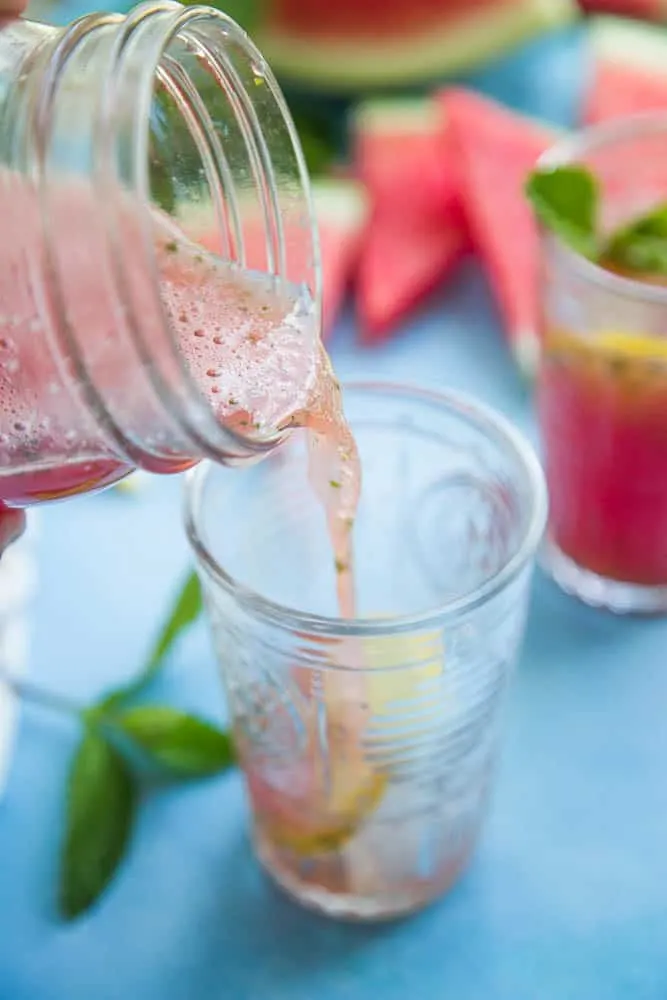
[158,236,320,437]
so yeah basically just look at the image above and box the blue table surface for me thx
[3,23,667,1000]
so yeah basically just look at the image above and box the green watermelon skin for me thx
[583,17,667,124]
[442,88,556,375]
[256,0,578,92]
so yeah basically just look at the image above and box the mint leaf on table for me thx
[116,706,235,779]
[59,730,137,920]
[525,165,600,260]
[602,203,667,275]
[140,571,203,686]
[100,570,203,712]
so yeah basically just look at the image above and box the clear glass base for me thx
[254,830,474,922]
[540,537,667,615]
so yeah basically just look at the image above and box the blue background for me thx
[3,21,667,1000]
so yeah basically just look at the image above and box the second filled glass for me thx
[537,115,667,613]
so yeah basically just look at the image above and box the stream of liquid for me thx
[157,229,361,616]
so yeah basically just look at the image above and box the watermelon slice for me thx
[353,98,468,342]
[256,0,578,92]
[183,178,369,339]
[441,88,558,375]
[583,17,667,124]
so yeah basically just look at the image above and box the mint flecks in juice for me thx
[161,232,362,611]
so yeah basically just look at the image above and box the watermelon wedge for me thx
[441,88,558,375]
[182,178,369,339]
[353,98,468,342]
[256,0,578,92]
[583,17,667,124]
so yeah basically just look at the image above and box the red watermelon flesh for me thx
[441,88,557,375]
[267,0,484,37]
[353,99,468,343]
[353,99,461,219]
[583,17,667,124]
[185,179,369,340]
[257,0,577,91]
[359,216,466,342]
[578,0,665,19]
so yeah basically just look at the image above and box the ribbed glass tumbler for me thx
[185,383,547,920]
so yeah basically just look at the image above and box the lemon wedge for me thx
[549,328,667,363]
[256,762,386,856]
[252,629,445,858]
[362,629,445,716]
[594,332,667,360]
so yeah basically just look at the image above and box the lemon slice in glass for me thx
[594,331,667,360]
[249,629,445,858]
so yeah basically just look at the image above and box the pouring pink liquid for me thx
[0,178,359,602]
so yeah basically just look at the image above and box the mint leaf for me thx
[603,203,667,275]
[525,165,599,260]
[100,570,203,712]
[141,571,203,683]
[59,730,136,920]
[116,706,235,779]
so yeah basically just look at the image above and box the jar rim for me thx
[33,2,319,468]
[128,1,321,463]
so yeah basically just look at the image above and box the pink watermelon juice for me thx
[539,325,667,586]
[0,179,328,507]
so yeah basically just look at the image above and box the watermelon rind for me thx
[257,0,579,92]
[179,179,367,235]
[310,177,369,227]
[352,98,440,136]
[515,331,542,379]
[590,15,667,73]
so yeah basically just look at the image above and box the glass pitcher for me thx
[0,2,319,505]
